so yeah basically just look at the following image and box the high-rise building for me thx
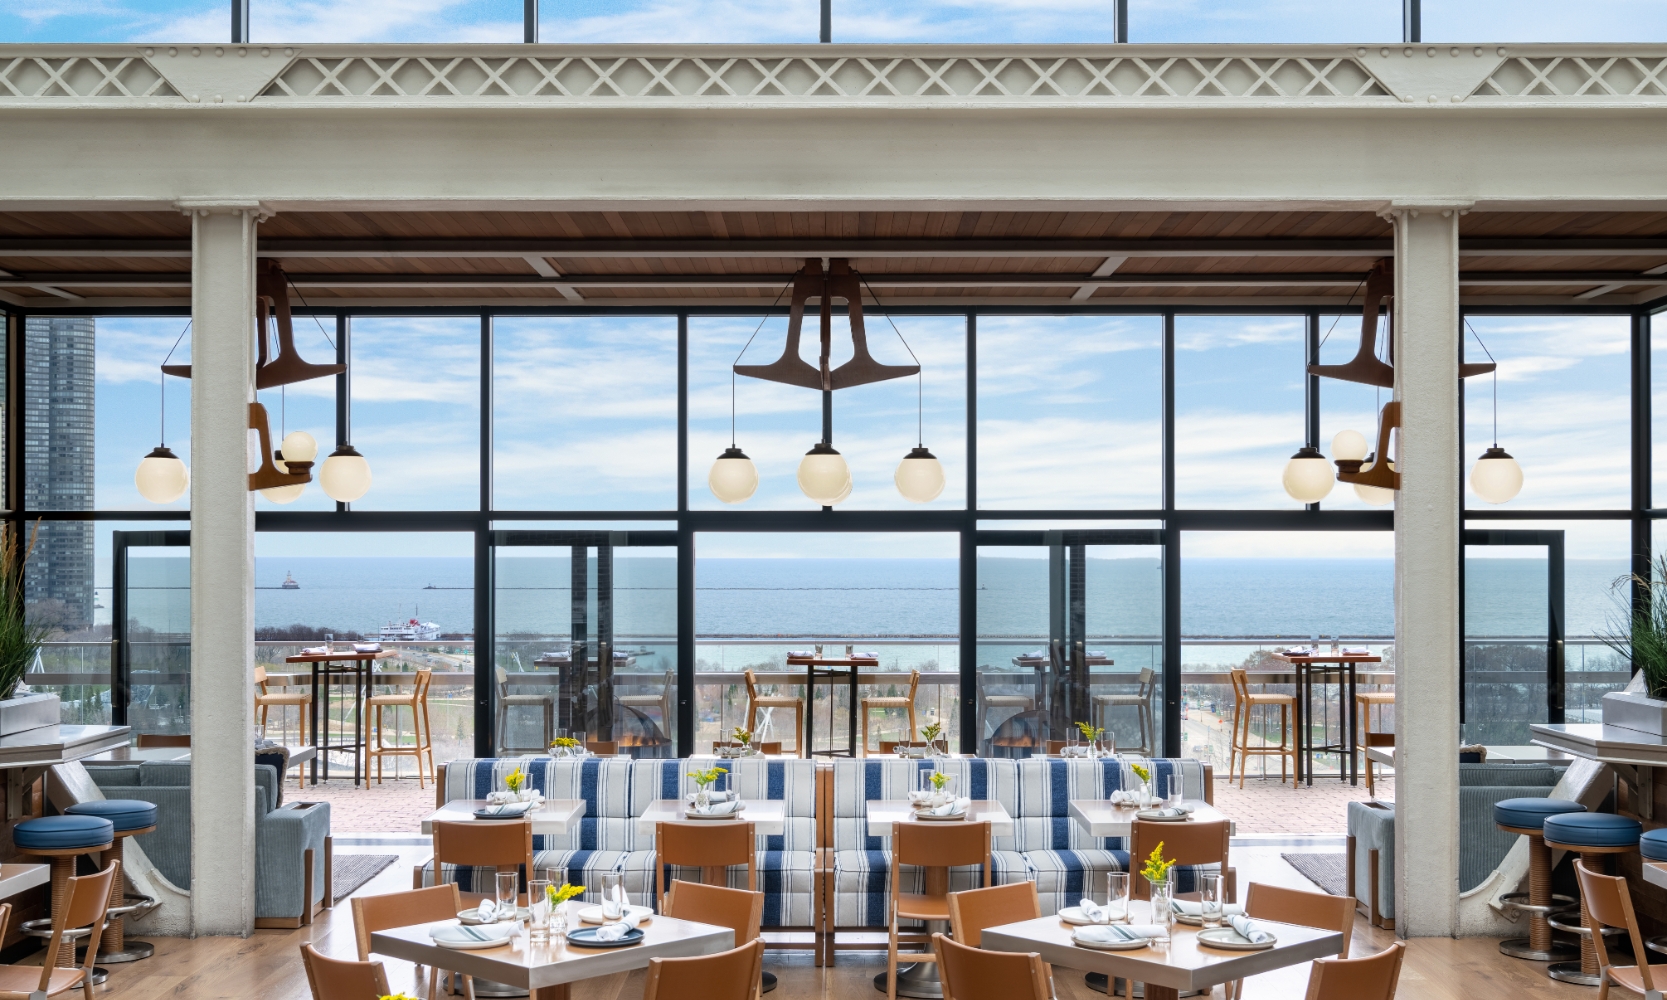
[23,316,94,629]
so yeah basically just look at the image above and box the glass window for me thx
[492,317,678,511]
[1174,316,1306,509]
[977,316,1161,510]
[347,316,480,511]
[689,315,965,511]
[1466,315,1629,510]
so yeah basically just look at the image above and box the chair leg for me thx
[861,703,870,757]
[907,704,917,742]
[886,905,900,1000]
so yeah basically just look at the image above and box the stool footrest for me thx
[19,918,105,941]
[108,892,157,919]
[1547,914,1626,938]
[1498,891,1578,917]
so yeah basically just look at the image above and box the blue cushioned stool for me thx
[1642,828,1667,862]
[1543,812,1641,987]
[15,815,112,971]
[66,800,159,964]
[1494,797,1584,963]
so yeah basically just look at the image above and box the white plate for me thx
[683,808,744,820]
[430,924,516,950]
[457,907,528,925]
[1196,927,1276,951]
[1173,907,1243,926]
[577,904,653,925]
[1058,906,1127,927]
[1134,810,1191,822]
[1071,930,1152,951]
[913,811,968,821]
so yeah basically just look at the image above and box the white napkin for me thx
[1229,914,1275,943]
[1074,924,1166,945]
[301,645,327,655]
[354,642,382,652]
[1170,899,1245,918]
[690,799,743,816]
[918,796,970,817]
[1109,789,1142,805]
[478,801,533,817]
[477,900,497,922]
[433,923,515,947]
[593,909,644,941]
[859,651,880,659]
[1343,646,1370,655]
[1077,898,1112,924]
[1140,806,1193,819]
[786,650,815,658]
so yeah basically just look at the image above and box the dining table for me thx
[421,799,588,836]
[286,647,397,786]
[636,798,786,836]
[1067,800,1233,839]
[980,902,1343,1000]
[864,799,1014,839]
[785,651,877,757]
[1266,649,1382,786]
[371,907,733,1000]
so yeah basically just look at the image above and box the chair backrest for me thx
[1244,882,1352,957]
[413,668,433,701]
[643,939,764,1000]
[1576,859,1654,990]
[1138,666,1155,695]
[947,882,1040,948]
[664,881,763,949]
[658,821,756,869]
[39,863,117,986]
[495,666,509,696]
[1129,818,1229,899]
[743,669,760,700]
[894,822,991,894]
[933,932,1050,1000]
[300,942,392,1000]
[1045,740,1066,755]
[351,883,464,962]
[757,741,783,755]
[1303,941,1405,1000]
[906,669,921,701]
[137,733,191,748]
[254,665,269,691]
[432,819,534,882]
[1229,668,1249,702]
[587,740,618,755]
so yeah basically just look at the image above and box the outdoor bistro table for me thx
[422,799,588,836]
[785,652,877,757]
[1267,650,1382,787]
[980,905,1343,1000]
[371,909,733,1000]
[287,648,397,786]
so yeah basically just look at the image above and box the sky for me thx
[4,0,1667,44]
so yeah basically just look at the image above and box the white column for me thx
[185,201,262,937]
[1392,203,1466,937]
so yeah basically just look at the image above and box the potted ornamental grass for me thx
[0,522,57,736]
[1599,554,1667,734]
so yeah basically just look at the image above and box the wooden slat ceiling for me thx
[2,209,1667,308]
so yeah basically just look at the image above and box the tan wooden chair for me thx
[1575,859,1661,1000]
[887,821,991,1000]
[665,881,766,1000]
[426,819,534,908]
[1228,668,1295,787]
[861,670,919,756]
[1303,941,1405,1000]
[656,821,757,913]
[300,942,391,1000]
[495,666,553,754]
[1130,817,1232,902]
[0,864,114,1000]
[1092,667,1156,756]
[643,939,764,1000]
[586,740,619,755]
[352,883,476,1000]
[744,670,804,758]
[366,668,435,787]
[1226,882,1354,1000]
[135,733,190,748]
[933,932,1051,1000]
[255,665,312,744]
[619,670,674,736]
[946,879,1055,999]
[1355,688,1394,795]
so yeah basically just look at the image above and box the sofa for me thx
[86,760,332,925]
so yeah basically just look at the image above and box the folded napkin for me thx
[1343,646,1370,655]
[354,642,382,652]
[1023,649,1046,659]
[700,789,737,803]
[475,801,533,818]
[1077,898,1119,924]
[690,798,743,817]
[477,900,499,922]
[1229,914,1275,943]
[1109,789,1143,805]
[1074,924,1166,945]
[859,651,880,659]
[1086,650,1107,658]
[1139,806,1193,819]
[916,796,971,817]
[593,910,644,942]
[301,646,327,655]
[786,650,815,658]
[433,922,515,947]
[1170,899,1245,918]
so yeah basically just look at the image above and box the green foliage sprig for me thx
[0,522,47,702]
[1075,721,1104,740]
[732,727,752,744]
[1141,842,1175,884]
[1599,553,1667,698]
[547,882,585,905]
[921,721,943,742]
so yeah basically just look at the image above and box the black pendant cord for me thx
[287,276,338,352]
[1464,318,1500,446]
[157,319,191,447]
[855,270,925,447]
[1315,272,1371,354]
[730,273,798,448]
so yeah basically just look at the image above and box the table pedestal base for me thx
[1084,973,1199,998]
[471,978,529,997]
[873,961,942,999]
[763,970,777,993]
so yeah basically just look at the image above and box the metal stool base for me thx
[1498,936,1579,962]
[92,940,155,963]
[873,961,942,998]
[1548,961,1606,986]
[762,970,777,993]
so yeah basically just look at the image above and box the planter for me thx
[1602,691,1667,735]
[0,692,59,737]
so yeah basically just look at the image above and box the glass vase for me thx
[1146,880,1173,942]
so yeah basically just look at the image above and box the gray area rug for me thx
[333,854,399,902]
[1281,852,1348,897]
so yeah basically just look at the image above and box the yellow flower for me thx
[1140,842,1176,884]
[688,766,728,787]
[504,767,526,793]
[548,882,585,905]
[1130,763,1151,784]
[930,771,949,790]
[732,728,752,744]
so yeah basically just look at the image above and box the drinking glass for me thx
[600,872,625,921]
[253,724,265,746]
[1147,881,1173,942]
[527,879,552,942]
[546,867,568,935]
[1166,784,1184,810]
[553,728,568,757]
[1199,874,1223,929]
[1104,873,1129,924]
[495,871,519,920]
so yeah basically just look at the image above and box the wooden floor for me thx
[93,844,1595,1000]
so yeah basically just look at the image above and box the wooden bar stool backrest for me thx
[432,820,534,890]
[37,863,116,990]
[1302,941,1405,1000]
[743,670,762,701]
[136,734,190,748]
[664,881,764,951]
[1575,859,1655,992]
[350,883,463,961]
[1045,740,1066,755]
[586,741,618,755]
[410,668,433,702]
[1130,819,1228,900]
[905,669,920,702]
[932,932,1050,1000]
[1228,668,1250,704]
[656,821,757,910]
[946,881,1040,948]
[643,939,764,1000]
[300,942,391,1000]
[1244,882,1352,957]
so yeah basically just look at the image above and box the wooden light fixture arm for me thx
[1337,401,1401,491]
[248,402,311,492]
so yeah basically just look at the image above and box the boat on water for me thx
[379,617,441,641]
[281,571,299,590]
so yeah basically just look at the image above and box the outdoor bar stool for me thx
[1493,796,1584,963]
[1354,689,1394,796]
[15,815,113,970]
[1639,828,1667,961]
[1542,811,1642,986]
[62,800,159,965]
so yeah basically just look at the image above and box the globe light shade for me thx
[708,446,759,504]
[797,442,851,506]
[134,446,189,504]
[1282,446,1335,503]
[259,457,306,504]
[894,447,945,503]
[1353,455,1395,506]
[1330,429,1370,464]
[1470,446,1523,504]
[279,430,319,464]
[319,444,372,502]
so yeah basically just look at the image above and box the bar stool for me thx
[1543,811,1641,986]
[365,668,434,787]
[1494,796,1584,963]
[744,670,803,758]
[1228,668,1295,788]
[1354,689,1394,796]
[861,670,919,756]
[61,799,159,966]
[1092,667,1156,756]
[15,815,113,969]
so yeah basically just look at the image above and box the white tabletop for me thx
[865,799,1013,838]
[372,910,732,991]
[422,799,587,836]
[1068,800,1233,839]
[636,799,785,836]
[980,905,1342,994]
[0,864,48,900]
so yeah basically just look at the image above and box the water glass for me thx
[253,724,266,746]
[1166,784,1184,810]
[495,871,519,920]
[1147,882,1173,942]
[527,879,552,942]
[1199,874,1223,929]
[553,728,568,757]
[600,872,625,921]
[1104,872,1130,924]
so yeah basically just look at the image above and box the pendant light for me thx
[135,320,191,504]
[320,444,372,502]
[1282,447,1334,503]
[260,429,317,504]
[710,324,764,504]
[854,269,945,504]
[1467,321,1523,504]
[798,442,851,506]
[1353,454,1395,505]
